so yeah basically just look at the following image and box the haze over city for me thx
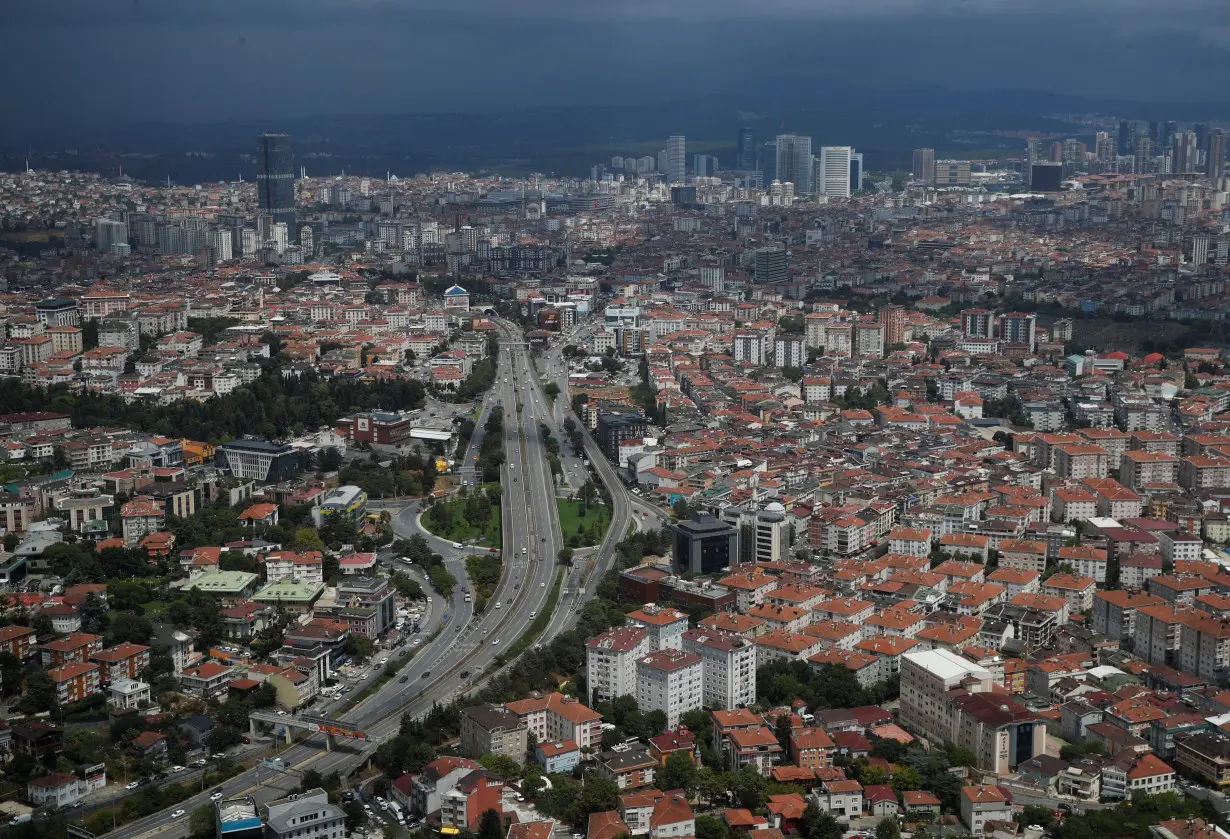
[5,7,1230,839]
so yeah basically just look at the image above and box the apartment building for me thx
[587,627,651,703]
[626,604,690,652]
[900,649,1043,775]
[636,649,703,729]
[459,704,529,764]
[504,692,603,754]
[1092,590,1166,645]
[1042,574,1097,615]
[1178,615,1230,684]
[1120,450,1179,490]
[681,629,757,710]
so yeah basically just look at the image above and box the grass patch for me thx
[556,499,611,548]
[422,497,502,547]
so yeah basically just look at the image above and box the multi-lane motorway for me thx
[100,323,574,839]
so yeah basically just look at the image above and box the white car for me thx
[172,810,186,819]
[492,639,500,645]
[529,611,537,618]
[210,793,224,802]
[359,673,369,680]
[494,602,501,609]
[170,765,185,773]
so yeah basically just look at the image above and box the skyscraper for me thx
[256,133,296,230]
[1162,121,1178,150]
[818,146,853,198]
[1174,131,1198,174]
[737,127,756,170]
[1209,129,1225,181]
[760,140,778,182]
[1118,121,1136,156]
[1195,123,1210,152]
[912,148,936,184]
[850,152,863,193]
[666,135,687,184]
[1134,137,1154,175]
[775,134,813,193]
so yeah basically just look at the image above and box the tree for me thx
[478,753,522,782]
[801,802,843,839]
[1015,805,1054,830]
[734,765,768,810]
[478,809,503,839]
[659,751,699,796]
[889,765,920,792]
[775,713,794,752]
[557,547,574,565]
[20,669,56,714]
[696,815,731,839]
[190,806,216,839]
[875,818,900,839]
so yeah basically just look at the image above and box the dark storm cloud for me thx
[3,0,1230,133]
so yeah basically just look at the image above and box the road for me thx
[99,324,562,839]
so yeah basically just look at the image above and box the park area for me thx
[557,498,611,548]
[421,486,502,548]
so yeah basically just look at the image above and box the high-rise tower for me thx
[666,135,687,184]
[775,134,813,193]
[1209,129,1225,181]
[736,127,756,170]
[256,133,296,231]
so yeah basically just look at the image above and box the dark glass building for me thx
[256,133,296,229]
[737,126,756,170]
[671,516,738,575]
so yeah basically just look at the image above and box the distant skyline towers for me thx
[256,133,296,230]
[1173,131,1198,174]
[760,140,778,182]
[666,135,687,183]
[818,146,853,197]
[737,126,756,170]
[775,134,813,193]
[1209,129,1226,180]
[912,148,936,184]
[1118,120,1135,156]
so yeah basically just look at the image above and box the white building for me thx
[818,147,853,198]
[682,629,757,710]
[636,649,703,729]
[586,627,651,703]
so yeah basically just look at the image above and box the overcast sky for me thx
[4,0,1230,131]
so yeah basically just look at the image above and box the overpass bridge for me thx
[248,711,368,750]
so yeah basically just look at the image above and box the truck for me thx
[388,802,405,823]
[8,815,31,826]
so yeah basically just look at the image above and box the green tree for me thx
[478,808,503,839]
[734,765,768,810]
[875,818,900,839]
[20,669,57,714]
[801,802,843,839]
[659,751,699,796]
[696,815,731,839]
[190,806,216,839]
[478,753,522,782]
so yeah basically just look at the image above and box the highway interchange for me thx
[99,318,644,839]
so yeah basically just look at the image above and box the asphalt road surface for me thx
[98,325,564,839]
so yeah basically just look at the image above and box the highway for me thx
[99,324,563,839]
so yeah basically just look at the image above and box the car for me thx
[540,582,546,587]
[212,753,226,760]
[359,673,368,680]
[399,675,409,683]
[495,602,501,609]
[529,611,537,618]
[172,810,186,819]
[422,670,431,678]
[170,765,185,773]
[210,792,224,802]
[125,781,140,790]
[241,737,251,745]
[276,710,287,716]
[492,639,500,645]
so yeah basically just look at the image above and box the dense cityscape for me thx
[2,109,1230,839]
